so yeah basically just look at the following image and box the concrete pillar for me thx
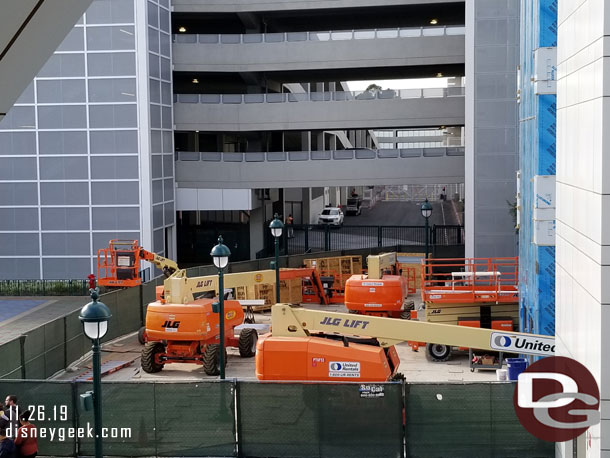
[465,0,519,258]
[301,131,311,151]
[249,206,265,260]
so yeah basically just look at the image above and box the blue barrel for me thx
[506,358,528,381]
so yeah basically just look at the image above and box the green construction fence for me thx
[0,380,552,458]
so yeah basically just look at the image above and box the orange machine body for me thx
[145,299,244,363]
[456,318,513,351]
[344,275,407,318]
[255,333,400,382]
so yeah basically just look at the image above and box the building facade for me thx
[0,0,176,279]
[556,0,609,455]
[0,0,522,278]
[518,0,557,340]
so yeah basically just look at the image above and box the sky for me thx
[347,77,450,91]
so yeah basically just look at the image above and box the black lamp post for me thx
[210,236,231,379]
[269,214,284,303]
[79,288,111,458]
[420,199,433,260]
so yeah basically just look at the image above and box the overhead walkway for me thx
[174,147,465,189]
[172,26,465,73]
[174,87,465,131]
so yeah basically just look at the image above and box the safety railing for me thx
[173,87,465,105]
[173,25,466,44]
[175,147,465,163]
[421,257,519,304]
[262,225,464,258]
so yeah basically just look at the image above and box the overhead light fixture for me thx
[178,26,187,33]
[192,78,199,84]
[430,19,438,25]
[436,72,443,78]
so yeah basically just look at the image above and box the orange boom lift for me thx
[96,240,331,375]
[256,304,555,382]
[344,253,414,318]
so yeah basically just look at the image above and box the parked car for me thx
[346,196,363,215]
[318,207,344,226]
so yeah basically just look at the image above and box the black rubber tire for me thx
[348,309,359,314]
[137,326,146,345]
[141,342,165,373]
[238,328,258,358]
[426,343,452,362]
[400,310,411,320]
[203,344,228,376]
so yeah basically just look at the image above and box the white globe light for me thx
[213,255,229,269]
[83,320,108,340]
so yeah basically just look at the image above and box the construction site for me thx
[2,0,606,456]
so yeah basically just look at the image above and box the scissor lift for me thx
[421,257,519,304]
[419,257,520,362]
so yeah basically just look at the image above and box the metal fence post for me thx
[19,335,26,379]
[304,226,309,252]
[63,316,68,370]
[378,226,382,247]
[235,381,243,457]
[325,225,330,251]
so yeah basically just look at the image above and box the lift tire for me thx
[391,372,406,382]
[400,310,411,320]
[141,342,165,373]
[137,326,147,345]
[426,343,452,362]
[238,328,258,358]
[203,344,228,376]
[348,309,359,314]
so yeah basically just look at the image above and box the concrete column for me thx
[465,0,519,258]
[301,131,311,152]
[249,206,264,260]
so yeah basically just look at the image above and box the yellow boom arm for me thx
[367,252,397,279]
[271,304,555,357]
[140,249,179,277]
[163,269,277,304]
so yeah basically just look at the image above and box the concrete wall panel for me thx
[174,96,465,132]
[173,34,464,73]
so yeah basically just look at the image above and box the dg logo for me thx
[513,356,600,442]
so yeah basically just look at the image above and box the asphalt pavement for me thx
[287,199,462,253]
[344,199,460,226]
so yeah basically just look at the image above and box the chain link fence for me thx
[0,380,552,458]
[0,288,143,381]
[0,252,551,457]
